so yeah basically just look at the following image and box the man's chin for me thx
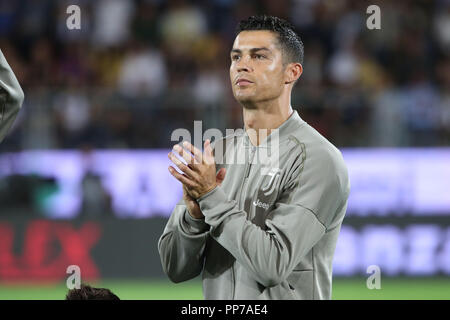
[234,93,257,105]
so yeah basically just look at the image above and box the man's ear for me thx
[284,62,303,84]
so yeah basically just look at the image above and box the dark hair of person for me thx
[66,284,120,300]
[236,15,304,65]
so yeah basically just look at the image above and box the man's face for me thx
[230,30,286,105]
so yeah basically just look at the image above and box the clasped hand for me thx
[168,139,226,200]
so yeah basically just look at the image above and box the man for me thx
[158,15,350,299]
[0,49,24,143]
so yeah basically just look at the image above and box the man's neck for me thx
[243,100,293,146]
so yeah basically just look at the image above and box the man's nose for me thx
[236,56,252,73]
[237,65,250,73]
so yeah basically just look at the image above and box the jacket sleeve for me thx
[0,49,24,143]
[158,138,227,283]
[158,197,210,283]
[196,148,349,288]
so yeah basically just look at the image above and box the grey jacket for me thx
[158,110,350,299]
[0,49,24,143]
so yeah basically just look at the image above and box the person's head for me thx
[65,284,120,300]
[230,15,304,107]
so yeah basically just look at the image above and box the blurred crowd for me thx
[0,0,449,151]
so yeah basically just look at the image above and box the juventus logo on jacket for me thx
[261,167,282,196]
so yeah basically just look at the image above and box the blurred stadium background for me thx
[0,0,450,299]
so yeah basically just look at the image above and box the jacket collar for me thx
[242,110,305,148]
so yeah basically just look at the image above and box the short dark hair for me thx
[236,15,304,65]
[66,284,120,300]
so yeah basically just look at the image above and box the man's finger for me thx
[182,141,203,163]
[216,167,226,185]
[168,166,197,188]
[206,139,214,157]
[168,152,198,178]
[203,139,215,165]
[173,144,198,166]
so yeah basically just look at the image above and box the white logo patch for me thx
[261,167,281,196]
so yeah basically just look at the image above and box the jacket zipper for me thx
[238,159,252,206]
[231,146,255,299]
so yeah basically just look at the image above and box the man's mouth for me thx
[236,78,254,86]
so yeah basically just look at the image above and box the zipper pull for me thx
[245,164,252,178]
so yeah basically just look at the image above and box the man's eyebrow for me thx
[230,47,272,54]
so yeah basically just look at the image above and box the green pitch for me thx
[0,277,449,300]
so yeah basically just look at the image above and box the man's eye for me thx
[253,54,265,59]
[232,55,240,61]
